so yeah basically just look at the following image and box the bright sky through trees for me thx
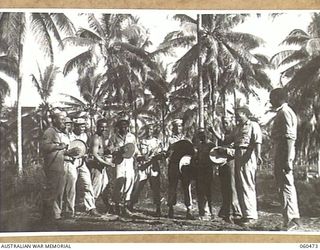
[2,10,311,122]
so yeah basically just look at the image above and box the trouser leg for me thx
[149,175,161,206]
[204,168,213,215]
[274,141,300,223]
[196,169,206,216]
[167,162,179,207]
[229,160,242,217]
[236,150,258,220]
[131,179,147,205]
[181,169,192,209]
[218,164,231,217]
[43,169,66,220]
[90,167,103,199]
[64,163,78,215]
[78,164,96,211]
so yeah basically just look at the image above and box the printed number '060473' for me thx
[300,244,319,248]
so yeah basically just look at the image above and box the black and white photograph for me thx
[0,9,320,234]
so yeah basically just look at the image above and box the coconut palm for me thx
[0,37,19,114]
[63,14,153,104]
[60,68,110,134]
[0,12,75,174]
[31,63,59,130]
[159,14,271,131]
[63,13,158,139]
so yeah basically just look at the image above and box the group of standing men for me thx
[41,87,301,231]
[211,87,300,230]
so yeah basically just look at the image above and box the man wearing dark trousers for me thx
[194,129,215,219]
[167,119,195,219]
[130,125,162,216]
[210,116,242,223]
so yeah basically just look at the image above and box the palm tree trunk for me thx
[161,104,166,149]
[197,14,204,129]
[17,15,24,176]
[210,73,216,121]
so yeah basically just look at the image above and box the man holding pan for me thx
[41,109,81,222]
[107,114,138,216]
[63,117,100,218]
[166,118,195,219]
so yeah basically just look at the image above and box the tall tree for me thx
[0,12,75,175]
[63,13,156,137]
[159,14,271,131]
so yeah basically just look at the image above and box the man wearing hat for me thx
[64,117,100,217]
[270,88,300,230]
[193,129,215,219]
[107,114,138,216]
[210,116,242,223]
[166,118,195,219]
[233,104,262,225]
[59,115,77,218]
[130,124,163,216]
[41,109,81,221]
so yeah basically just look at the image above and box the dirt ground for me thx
[2,198,320,233]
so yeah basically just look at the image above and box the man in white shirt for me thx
[107,114,138,216]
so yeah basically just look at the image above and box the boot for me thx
[186,208,195,220]
[122,206,134,217]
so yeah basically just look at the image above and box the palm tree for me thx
[63,13,157,138]
[0,12,75,175]
[159,14,271,131]
[0,37,19,115]
[31,63,59,131]
[61,68,110,134]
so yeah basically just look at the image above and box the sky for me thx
[2,10,312,121]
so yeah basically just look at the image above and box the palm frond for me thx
[100,14,111,35]
[281,29,310,46]
[40,13,64,49]
[76,28,102,42]
[30,13,54,63]
[63,36,97,47]
[287,55,320,92]
[0,55,18,79]
[224,32,264,50]
[173,14,197,24]
[270,49,301,68]
[63,50,93,76]
[171,44,199,85]
[31,74,43,99]
[59,93,86,106]
[42,64,59,99]
[50,13,75,36]
[87,13,105,38]
[0,76,10,99]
